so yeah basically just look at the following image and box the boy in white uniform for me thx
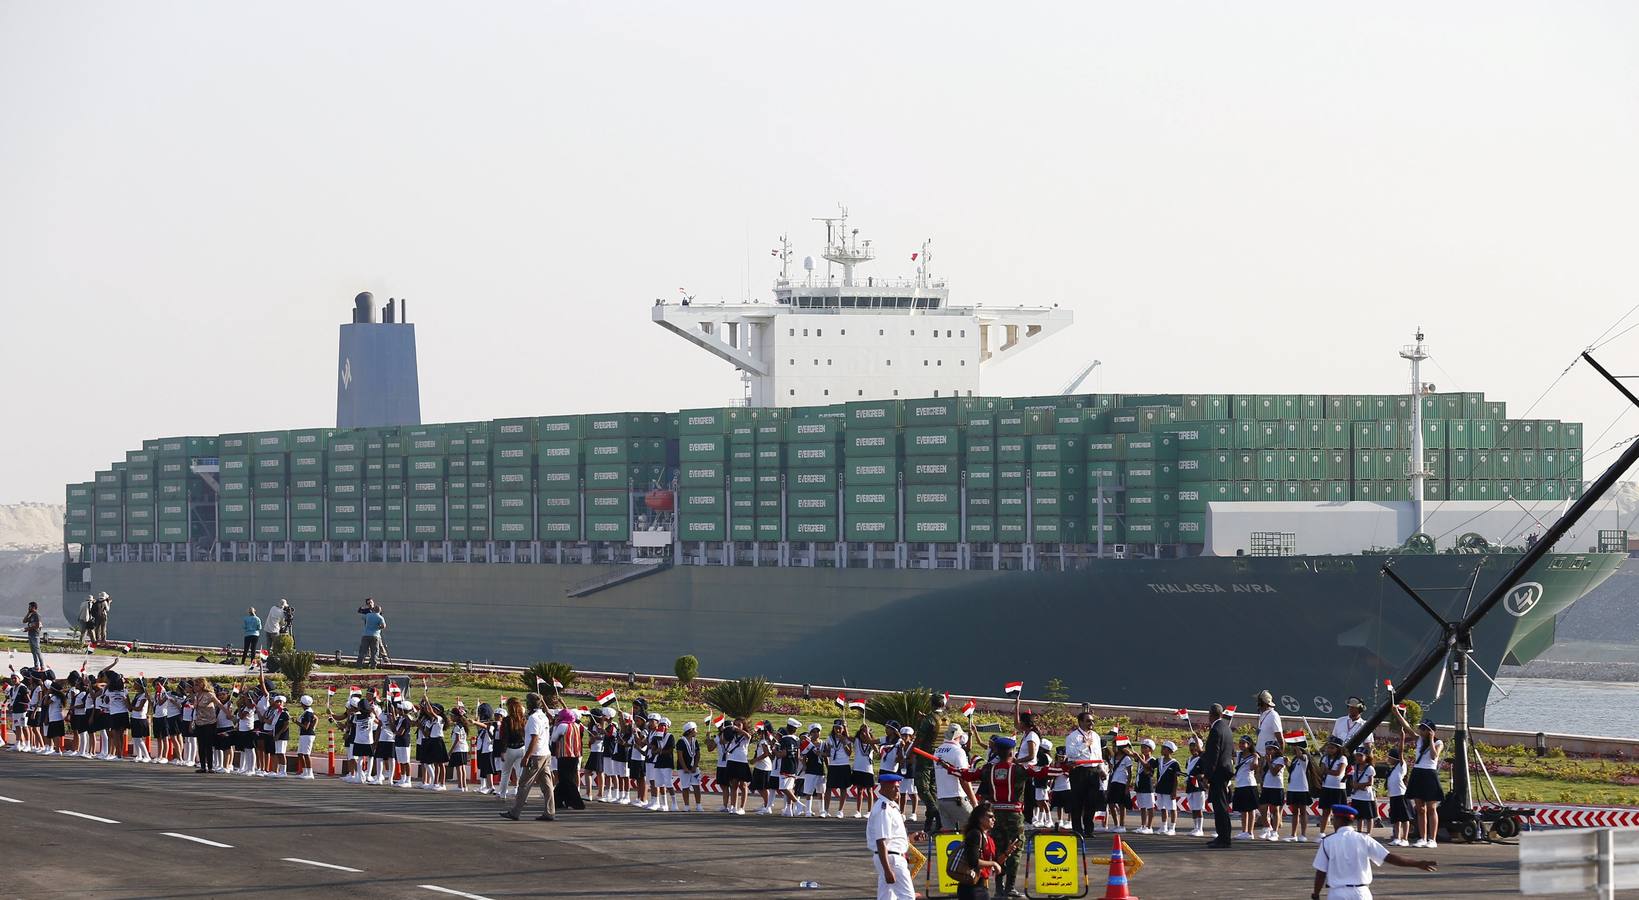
[1311,804,1437,899]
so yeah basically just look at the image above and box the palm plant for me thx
[272,651,316,700]
[703,677,773,721]
[865,688,933,729]
[522,661,576,696]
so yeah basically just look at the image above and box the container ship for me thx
[61,213,1627,725]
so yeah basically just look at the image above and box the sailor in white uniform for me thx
[1311,804,1437,900]
[865,772,925,900]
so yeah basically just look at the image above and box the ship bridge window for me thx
[841,297,856,308]
[897,298,912,308]
[915,298,936,309]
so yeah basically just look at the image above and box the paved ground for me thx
[1,750,1624,899]
[15,649,274,682]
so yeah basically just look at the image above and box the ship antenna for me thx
[1398,328,1432,538]
[813,203,874,288]
[916,238,933,288]
[776,233,792,285]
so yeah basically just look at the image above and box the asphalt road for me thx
[0,750,1610,899]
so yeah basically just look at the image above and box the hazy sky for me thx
[4,2,1639,503]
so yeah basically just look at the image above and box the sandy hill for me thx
[0,502,62,550]
[0,503,67,627]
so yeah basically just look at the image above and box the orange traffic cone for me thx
[327,729,336,777]
[1101,834,1137,899]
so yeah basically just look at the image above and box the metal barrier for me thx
[1520,826,1639,899]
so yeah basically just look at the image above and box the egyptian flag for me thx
[388,684,402,698]
[709,714,725,728]
[326,686,337,697]
[552,678,564,690]
[1113,734,1130,748]
[257,648,269,661]
[1174,708,1190,721]
[1004,681,1023,696]
[535,677,548,691]
[595,688,617,706]
[835,693,847,710]
[958,699,976,718]
[348,684,362,695]
[1384,678,1395,694]
[849,698,868,712]
[1224,705,1237,717]
[1395,702,1408,713]
[1283,729,1307,746]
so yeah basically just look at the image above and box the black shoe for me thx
[1206,839,1231,848]
[499,811,520,821]
[536,814,555,821]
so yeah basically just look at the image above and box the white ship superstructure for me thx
[653,209,1072,406]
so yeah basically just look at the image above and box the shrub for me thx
[1400,698,1423,729]
[704,677,773,721]
[674,655,699,687]
[522,662,576,697]
[865,688,934,729]
[272,651,316,700]
[271,634,295,655]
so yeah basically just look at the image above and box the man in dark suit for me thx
[1200,702,1235,847]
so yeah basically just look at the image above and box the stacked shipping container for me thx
[66,390,1587,550]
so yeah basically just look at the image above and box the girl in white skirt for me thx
[1133,739,1158,834]
[295,696,317,779]
[1184,737,1207,837]
[1154,741,1181,835]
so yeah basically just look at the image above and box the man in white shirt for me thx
[1064,712,1105,836]
[501,693,555,821]
[865,773,925,900]
[932,724,976,832]
[1255,691,1283,756]
[1331,698,1374,748]
[1311,804,1436,899]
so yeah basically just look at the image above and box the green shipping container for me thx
[787,492,836,516]
[905,486,959,513]
[585,515,631,541]
[846,429,901,457]
[904,514,959,543]
[905,427,961,456]
[905,457,960,484]
[787,468,838,492]
[788,517,838,542]
[787,441,838,467]
[538,516,582,540]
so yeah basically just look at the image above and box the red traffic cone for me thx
[1100,833,1137,899]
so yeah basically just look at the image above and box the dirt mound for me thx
[0,503,63,550]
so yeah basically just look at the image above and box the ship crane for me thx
[1058,359,1101,395]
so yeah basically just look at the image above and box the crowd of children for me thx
[4,663,1439,851]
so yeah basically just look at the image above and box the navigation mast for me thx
[1399,329,1432,538]
[813,205,875,287]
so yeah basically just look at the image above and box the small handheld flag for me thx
[1395,702,1408,713]
[1175,708,1189,721]
[835,693,847,709]
[552,678,564,690]
[1224,705,1237,716]
[1113,734,1130,747]
[536,677,547,691]
[1384,678,1395,694]
[1003,681,1023,696]
[258,649,269,660]
[959,699,977,718]
[1283,729,1307,745]
[348,684,361,695]
[326,686,337,697]
[848,698,868,712]
[709,714,725,728]
[595,689,617,706]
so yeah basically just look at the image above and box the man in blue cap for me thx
[1311,803,1437,900]
[866,772,926,900]
[980,734,1029,898]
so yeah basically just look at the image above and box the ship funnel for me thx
[338,290,420,428]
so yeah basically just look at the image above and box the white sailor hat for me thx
[899,726,914,736]
[786,717,802,729]
[399,700,414,710]
[1161,740,1178,752]
[345,697,359,708]
[1140,738,1156,749]
[273,695,287,703]
[598,706,616,718]
[299,695,313,706]
[809,723,822,732]
[684,721,697,732]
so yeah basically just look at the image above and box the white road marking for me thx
[283,857,363,872]
[0,795,22,803]
[419,886,495,900]
[56,809,119,824]
[162,832,233,848]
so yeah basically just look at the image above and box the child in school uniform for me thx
[1048,747,1073,829]
[677,721,704,812]
[127,679,153,762]
[233,695,258,775]
[296,696,317,779]
[1106,739,1135,833]
[417,700,448,790]
[1133,738,1158,834]
[447,704,472,792]
[372,700,397,786]
[1154,740,1182,835]
[393,701,415,787]
[1258,739,1286,841]
[1184,736,1207,837]
[267,696,290,777]
[1385,744,1411,846]
[475,706,496,794]
[1231,734,1260,840]
[1284,739,1313,842]
[1317,737,1349,835]
[1350,747,1378,833]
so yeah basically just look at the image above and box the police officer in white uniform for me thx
[866,772,925,900]
[1311,803,1436,899]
